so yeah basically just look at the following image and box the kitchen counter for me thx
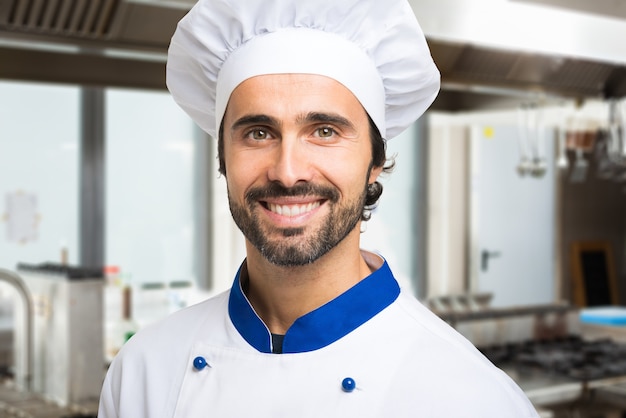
[504,367,584,406]
[596,381,626,409]
[0,381,97,418]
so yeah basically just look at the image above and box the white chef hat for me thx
[166,0,440,140]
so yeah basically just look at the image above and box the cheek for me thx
[224,152,267,195]
[224,151,245,190]
[311,144,372,187]
[226,166,250,195]
[321,158,371,192]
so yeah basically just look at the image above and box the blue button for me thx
[342,377,356,392]
[193,356,208,371]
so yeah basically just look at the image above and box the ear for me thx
[368,164,384,185]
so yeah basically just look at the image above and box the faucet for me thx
[0,269,32,391]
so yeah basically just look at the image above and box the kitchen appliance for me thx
[480,336,626,382]
[433,302,626,416]
[13,262,104,410]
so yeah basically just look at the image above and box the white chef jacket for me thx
[98,254,539,417]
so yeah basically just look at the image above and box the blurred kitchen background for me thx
[1,0,626,417]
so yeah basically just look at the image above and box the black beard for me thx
[228,180,368,266]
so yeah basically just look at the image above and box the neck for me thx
[243,230,374,334]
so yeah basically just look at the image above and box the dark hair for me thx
[217,115,394,221]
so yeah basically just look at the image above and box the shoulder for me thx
[99,290,231,417]
[118,290,230,367]
[136,290,229,343]
[381,291,538,416]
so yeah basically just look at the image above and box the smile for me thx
[266,201,322,217]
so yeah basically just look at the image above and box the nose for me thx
[267,138,314,188]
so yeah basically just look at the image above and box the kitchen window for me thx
[0,81,80,270]
[105,88,197,288]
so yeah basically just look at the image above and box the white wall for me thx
[426,124,469,298]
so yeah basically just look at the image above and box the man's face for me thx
[222,74,382,266]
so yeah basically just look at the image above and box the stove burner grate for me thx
[479,336,626,381]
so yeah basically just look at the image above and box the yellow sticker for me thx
[483,126,495,139]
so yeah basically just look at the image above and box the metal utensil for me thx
[556,120,568,170]
[570,146,588,183]
[529,104,547,178]
[516,104,532,177]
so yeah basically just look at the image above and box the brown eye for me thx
[251,129,268,140]
[317,127,334,138]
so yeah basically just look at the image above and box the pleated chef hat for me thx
[166,0,440,140]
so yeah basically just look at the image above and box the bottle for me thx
[109,285,140,358]
[119,285,140,343]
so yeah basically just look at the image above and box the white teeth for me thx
[268,201,321,217]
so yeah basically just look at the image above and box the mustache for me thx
[246,182,340,204]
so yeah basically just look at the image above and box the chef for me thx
[98,0,539,416]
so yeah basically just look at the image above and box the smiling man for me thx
[98,0,539,416]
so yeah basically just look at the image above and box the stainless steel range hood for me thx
[0,0,191,51]
[429,40,626,111]
[0,0,191,89]
[1,0,625,110]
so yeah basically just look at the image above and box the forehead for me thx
[224,73,368,124]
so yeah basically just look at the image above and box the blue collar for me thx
[228,258,400,354]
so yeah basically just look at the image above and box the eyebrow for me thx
[230,114,280,132]
[298,112,356,131]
